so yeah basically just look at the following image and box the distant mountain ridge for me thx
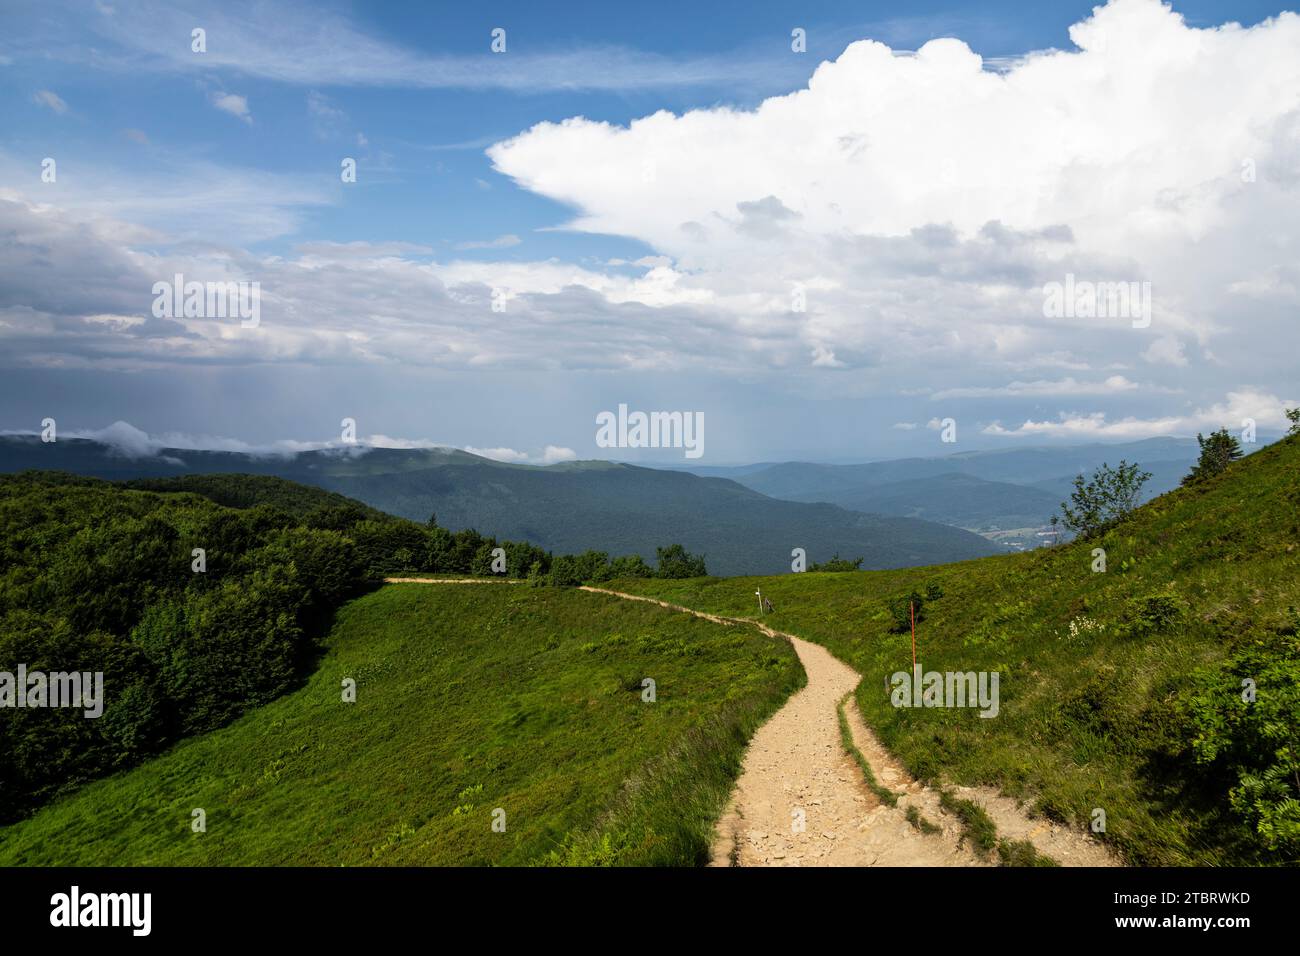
[0,436,999,575]
[668,438,1203,533]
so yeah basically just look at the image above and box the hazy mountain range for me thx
[0,434,1206,574]
[670,438,1201,532]
[0,437,997,575]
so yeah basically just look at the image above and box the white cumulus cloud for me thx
[211,92,251,122]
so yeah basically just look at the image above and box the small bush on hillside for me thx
[608,553,654,579]
[1053,664,1123,736]
[544,550,666,586]
[1182,428,1243,486]
[1058,460,1151,539]
[500,540,550,578]
[547,554,584,587]
[885,582,945,633]
[888,590,928,633]
[1178,635,1300,856]
[575,550,615,583]
[542,831,634,867]
[469,542,498,576]
[655,544,708,579]
[808,554,863,572]
[1125,590,1183,638]
[526,561,545,587]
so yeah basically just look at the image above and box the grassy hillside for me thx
[608,434,1300,865]
[0,470,627,823]
[0,584,801,866]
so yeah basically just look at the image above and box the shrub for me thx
[654,544,708,579]
[808,554,863,572]
[1179,636,1300,856]
[503,540,549,578]
[1182,428,1243,486]
[888,590,927,633]
[526,561,546,587]
[548,554,583,587]
[1058,460,1152,538]
[573,550,613,583]
[887,583,944,632]
[1125,590,1183,638]
[608,554,653,579]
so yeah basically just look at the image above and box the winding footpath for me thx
[388,578,1118,868]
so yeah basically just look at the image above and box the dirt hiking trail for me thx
[387,578,1118,867]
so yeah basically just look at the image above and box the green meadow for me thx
[0,584,801,866]
[610,434,1300,865]
[3,437,1294,867]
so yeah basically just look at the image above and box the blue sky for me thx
[2,0,1298,463]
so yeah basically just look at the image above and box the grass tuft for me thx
[836,690,899,807]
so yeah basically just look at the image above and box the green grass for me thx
[606,434,1300,865]
[938,789,1000,856]
[904,805,941,835]
[996,838,1059,867]
[931,788,1058,865]
[0,584,802,866]
[835,691,898,807]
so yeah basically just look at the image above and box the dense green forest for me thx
[0,471,681,823]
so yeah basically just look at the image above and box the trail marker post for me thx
[755,588,763,614]
[910,600,917,671]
